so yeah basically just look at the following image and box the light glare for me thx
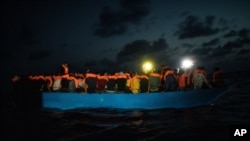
[182,59,193,69]
[142,62,153,73]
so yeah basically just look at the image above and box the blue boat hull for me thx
[42,88,230,110]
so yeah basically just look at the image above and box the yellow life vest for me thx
[127,76,140,94]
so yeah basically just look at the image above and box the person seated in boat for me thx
[76,74,88,93]
[106,71,117,93]
[193,66,212,90]
[178,68,189,90]
[67,73,78,92]
[52,74,62,91]
[96,72,109,93]
[85,70,97,93]
[212,67,225,88]
[163,67,178,91]
[159,66,169,92]
[126,71,140,94]
[149,70,162,92]
[116,71,128,93]
[139,73,149,93]
[60,74,70,92]
[193,66,207,78]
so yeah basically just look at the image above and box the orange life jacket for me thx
[179,72,189,88]
[127,75,140,90]
[86,73,97,78]
[45,76,53,88]
[124,72,131,79]
[150,72,161,78]
[139,75,149,80]
[108,75,117,80]
[62,65,69,74]
[193,69,207,77]
[97,75,109,81]
[116,74,127,79]
[163,70,175,81]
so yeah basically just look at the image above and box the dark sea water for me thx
[2,72,250,141]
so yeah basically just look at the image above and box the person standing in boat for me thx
[59,63,70,92]
[60,63,69,78]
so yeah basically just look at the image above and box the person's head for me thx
[131,71,137,77]
[119,71,123,75]
[12,75,21,82]
[200,66,205,70]
[62,63,68,67]
[179,68,185,75]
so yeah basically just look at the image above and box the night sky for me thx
[1,0,250,91]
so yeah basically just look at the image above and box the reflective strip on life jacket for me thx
[108,75,117,80]
[97,75,109,81]
[150,73,162,78]
[116,74,127,79]
[86,73,97,78]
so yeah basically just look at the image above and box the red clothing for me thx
[179,72,189,88]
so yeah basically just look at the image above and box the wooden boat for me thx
[42,88,231,110]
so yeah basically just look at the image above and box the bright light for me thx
[142,62,153,73]
[182,59,193,69]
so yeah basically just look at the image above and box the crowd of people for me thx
[12,63,226,94]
